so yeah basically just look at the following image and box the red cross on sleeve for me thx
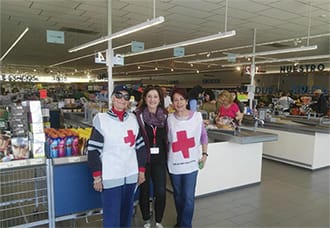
[172,130,195,158]
[124,130,136,147]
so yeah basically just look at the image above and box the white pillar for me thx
[107,0,113,108]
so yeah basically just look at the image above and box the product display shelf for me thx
[0,158,49,228]
[47,156,102,228]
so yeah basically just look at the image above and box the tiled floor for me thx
[59,159,330,227]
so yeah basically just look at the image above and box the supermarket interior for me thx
[0,0,329,227]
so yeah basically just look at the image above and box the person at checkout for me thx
[278,91,295,112]
[309,89,329,116]
[215,90,243,129]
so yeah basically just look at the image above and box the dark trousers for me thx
[139,162,167,223]
[102,183,136,227]
[170,171,198,228]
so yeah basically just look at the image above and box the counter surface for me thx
[207,126,278,144]
[243,115,330,135]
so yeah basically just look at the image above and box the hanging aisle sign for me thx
[173,47,184,57]
[113,54,124,66]
[227,53,237,62]
[95,52,106,64]
[131,41,144,52]
[46,30,64,44]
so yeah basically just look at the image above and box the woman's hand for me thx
[93,176,103,192]
[199,153,208,169]
[138,171,145,185]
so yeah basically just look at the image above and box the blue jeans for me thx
[170,171,198,228]
[102,183,136,227]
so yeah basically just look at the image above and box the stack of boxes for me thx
[23,100,46,158]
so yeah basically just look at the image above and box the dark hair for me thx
[138,86,165,110]
[188,85,203,99]
[204,89,215,101]
[171,88,188,101]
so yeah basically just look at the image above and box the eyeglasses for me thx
[114,92,130,101]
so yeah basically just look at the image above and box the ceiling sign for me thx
[131,41,144,52]
[174,47,184,57]
[46,30,64,44]
[95,52,106,64]
[113,54,124,66]
[227,53,237,62]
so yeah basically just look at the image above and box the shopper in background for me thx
[87,85,147,228]
[230,91,245,113]
[200,89,217,114]
[310,89,329,116]
[161,86,172,110]
[167,88,208,228]
[278,91,295,112]
[187,85,204,111]
[135,86,168,228]
[215,90,243,128]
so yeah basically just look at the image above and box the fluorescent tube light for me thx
[221,54,329,67]
[189,45,318,64]
[123,30,236,57]
[68,16,165,53]
[0,27,29,62]
[49,53,96,67]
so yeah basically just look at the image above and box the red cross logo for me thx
[172,130,195,158]
[124,130,136,147]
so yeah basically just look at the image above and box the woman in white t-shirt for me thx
[167,88,208,228]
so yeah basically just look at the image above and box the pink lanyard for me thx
[151,125,157,146]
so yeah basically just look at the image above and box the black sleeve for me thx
[87,127,104,175]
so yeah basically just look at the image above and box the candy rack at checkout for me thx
[0,100,102,228]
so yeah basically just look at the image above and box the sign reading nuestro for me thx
[280,63,325,73]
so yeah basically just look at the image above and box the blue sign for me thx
[227,53,237,62]
[173,47,185,57]
[46,30,64,44]
[131,41,144,53]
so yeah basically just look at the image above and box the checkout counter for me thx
[243,115,330,170]
[196,125,278,197]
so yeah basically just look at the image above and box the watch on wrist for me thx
[202,152,208,157]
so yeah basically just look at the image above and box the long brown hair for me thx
[137,86,165,110]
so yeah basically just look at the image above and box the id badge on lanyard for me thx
[150,126,159,154]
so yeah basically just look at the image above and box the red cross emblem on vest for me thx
[124,130,136,147]
[172,130,195,158]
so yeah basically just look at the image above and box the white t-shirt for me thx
[164,95,172,108]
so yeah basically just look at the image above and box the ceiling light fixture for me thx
[188,45,317,64]
[68,16,165,53]
[0,27,29,61]
[49,52,96,67]
[113,42,131,51]
[123,30,236,57]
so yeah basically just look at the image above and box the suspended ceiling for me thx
[0,0,329,81]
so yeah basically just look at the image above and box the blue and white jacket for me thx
[87,109,146,189]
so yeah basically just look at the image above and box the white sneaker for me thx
[144,221,151,228]
[155,222,163,228]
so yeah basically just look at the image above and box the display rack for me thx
[0,158,49,227]
[0,156,102,228]
[47,156,102,228]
